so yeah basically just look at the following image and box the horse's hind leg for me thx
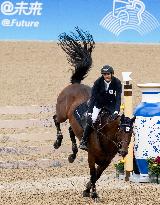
[53,114,63,149]
[68,126,78,163]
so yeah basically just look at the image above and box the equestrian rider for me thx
[79,65,122,151]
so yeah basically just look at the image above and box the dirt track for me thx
[0,42,160,107]
[0,129,160,205]
[0,42,160,204]
[0,136,160,205]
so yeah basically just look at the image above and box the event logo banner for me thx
[0,1,43,28]
[100,0,160,36]
[0,0,159,42]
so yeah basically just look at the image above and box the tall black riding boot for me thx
[79,125,93,151]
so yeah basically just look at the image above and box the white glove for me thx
[114,111,119,115]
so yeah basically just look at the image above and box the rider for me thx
[79,65,122,151]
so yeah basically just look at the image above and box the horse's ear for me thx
[131,116,136,124]
[120,113,125,122]
[121,113,125,121]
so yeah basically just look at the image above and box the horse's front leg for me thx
[90,161,98,200]
[68,126,78,163]
[96,160,111,181]
[53,114,63,149]
[83,155,98,200]
[83,160,110,199]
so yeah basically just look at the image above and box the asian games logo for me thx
[100,0,160,36]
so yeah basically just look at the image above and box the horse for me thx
[53,27,135,199]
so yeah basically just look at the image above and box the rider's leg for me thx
[79,106,101,151]
[79,123,93,151]
[91,106,101,123]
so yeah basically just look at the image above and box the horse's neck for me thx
[97,127,118,158]
[98,119,119,147]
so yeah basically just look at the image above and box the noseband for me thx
[119,123,133,133]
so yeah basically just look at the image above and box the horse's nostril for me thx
[120,151,128,157]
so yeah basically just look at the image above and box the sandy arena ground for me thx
[0,42,160,204]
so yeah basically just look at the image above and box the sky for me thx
[0,0,160,43]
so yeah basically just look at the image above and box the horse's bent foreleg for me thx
[53,114,63,149]
[68,126,78,163]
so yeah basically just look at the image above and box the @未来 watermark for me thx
[1,18,39,27]
[100,0,160,36]
[0,1,43,28]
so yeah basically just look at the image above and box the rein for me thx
[93,115,120,148]
[94,120,132,150]
[96,113,120,132]
[95,126,119,149]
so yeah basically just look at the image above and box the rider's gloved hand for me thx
[112,111,119,120]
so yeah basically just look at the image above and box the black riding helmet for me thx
[101,65,114,75]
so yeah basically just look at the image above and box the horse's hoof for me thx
[53,141,61,149]
[93,197,100,203]
[91,192,99,200]
[83,190,90,197]
[68,154,76,163]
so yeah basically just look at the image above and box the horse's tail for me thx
[58,27,95,84]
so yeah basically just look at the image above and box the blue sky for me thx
[0,0,160,43]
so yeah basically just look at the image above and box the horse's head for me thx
[95,110,135,158]
[116,114,136,157]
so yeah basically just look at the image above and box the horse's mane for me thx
[58,27,95,84]
[94,109,119,131]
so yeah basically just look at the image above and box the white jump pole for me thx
[122,72,133,181]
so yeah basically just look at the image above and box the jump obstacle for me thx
[122,72,160,183]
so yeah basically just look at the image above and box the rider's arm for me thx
[91,77,101,99]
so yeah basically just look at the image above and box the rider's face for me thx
[103,73,112,82]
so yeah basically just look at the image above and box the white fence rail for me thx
[0,105,59,169]
[0,105,55,128]
[0,105,55,115]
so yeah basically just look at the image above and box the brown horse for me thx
[53,27,135,199]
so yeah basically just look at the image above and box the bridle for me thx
[95,117,133,150]
[119,123,133,133]
[116,123,133,151]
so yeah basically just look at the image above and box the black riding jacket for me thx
[89,76,122,113]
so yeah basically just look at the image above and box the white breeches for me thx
[91,106,101,123]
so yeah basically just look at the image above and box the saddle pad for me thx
[73,102,89,129]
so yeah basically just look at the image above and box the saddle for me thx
[74,102,112,130]
[73,101,89,129]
